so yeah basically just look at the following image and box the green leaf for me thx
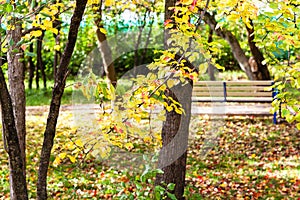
[30,0,36,10]
[6,4,13,12]
[281,108,290,117]
[135,182,142,190]
[0,5,5,15]
[16,38,25,47]
[154,168,164,174]
[154,185,165,199]
[285,114,294,123]
[167,192,177,200]
[167,183,175,191]
[25,52,36,57]
[9,38,14,46]
[40,12,52,18]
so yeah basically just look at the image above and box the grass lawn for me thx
[25,80,74,106]
[0,110,299,199]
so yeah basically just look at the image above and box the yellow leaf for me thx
[143,136,152,143]
[58,152,67,159]
[166,105,173,112]
[175,107,183,114]
[50,28,58,35]
[67,155,76,163]
[134,115,141,123]
[54,45,60,51]
[31,30,43,37]
[105,0,114,7]
[296,123,300,130]
[99,28,107,34]
[43,20,53,29]
[167,79,176,88]
[75,139,84,148]
[88,0,98,4]
[53,157,61,167]
[220,182,227,188]
[66,141,74,149]
[124,143,134,151]
[23,34,31,40]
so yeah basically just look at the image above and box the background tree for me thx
[92,0,117,87]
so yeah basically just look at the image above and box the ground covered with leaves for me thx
[0,110,299,199]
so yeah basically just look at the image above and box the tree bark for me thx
[246,20,271,80]
[37,0,88,199]
[134,9,149,67]
[203,12,257,80]
[155,0,192,199]
[0,68,28,200]
[207,27,216,80]
[35,50,40,89]
[155,85,192,199]
[140,5,155,63]
[36,31,47,88]
[7,18,27,199]
[28,43,35,89]
[94,0,117,87]
[53,1,62,80]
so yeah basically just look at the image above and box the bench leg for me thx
[273,111,277,124]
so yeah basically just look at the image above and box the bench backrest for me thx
[192,81,274,102]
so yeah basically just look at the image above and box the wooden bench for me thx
[192,81,278,123]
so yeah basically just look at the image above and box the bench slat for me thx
[192,92,224,96]
[192,92,271,97]
[192,97,273,102]
[226,97,273,102]
[226,92,272,97]
[194,81,273,86]
[192,81,274,103]
[226,86,272,91]
[226,81,273,86]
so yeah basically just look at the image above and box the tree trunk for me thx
[246,20,271,80]
[0,15,8,163]
[203,12,257,80]
[53,2,61,80]
[35,51,40,89]
[37,1,88,199]
[37,31,47,88]
[28,43,35,89]
[134,9,149,67]
[155,0,192,199]
[141,8,155,63]
[207,27,216,80]
[94,0,117,87]
[0,67,28,200]
[7,19,27,199]
[155,85,192,199]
